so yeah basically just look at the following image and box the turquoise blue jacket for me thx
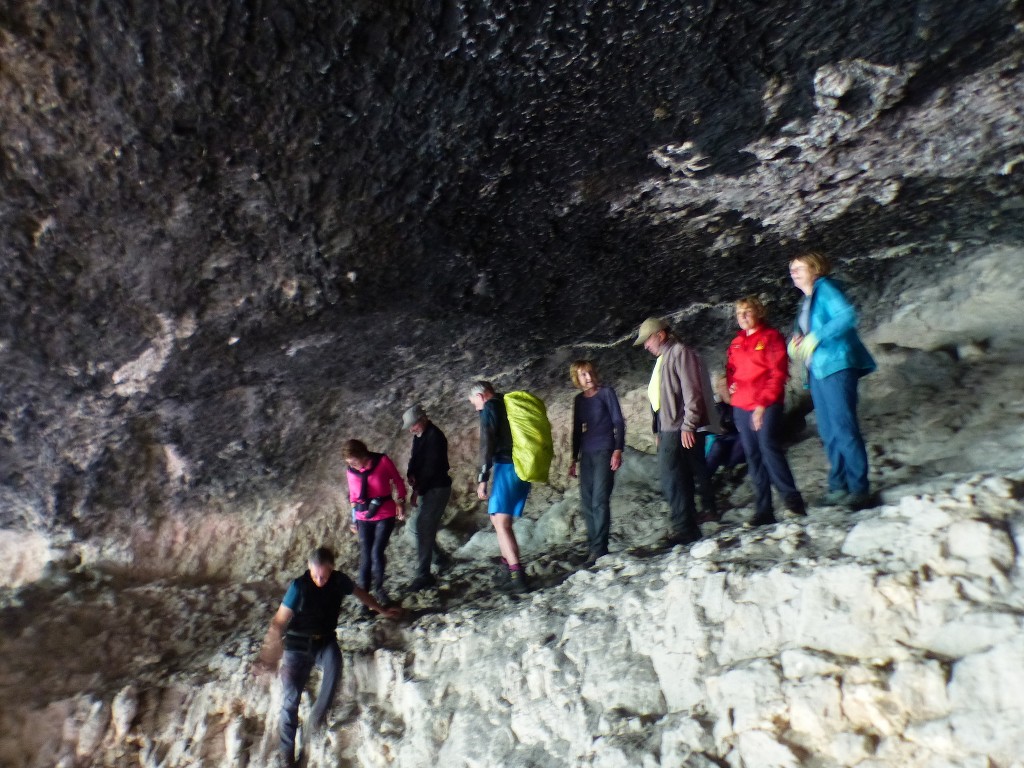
[799,277,876,380]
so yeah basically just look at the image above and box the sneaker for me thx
[844,492,873,511]
[372,588,391,608]
[817,490,848,506]
[408,574,436,592]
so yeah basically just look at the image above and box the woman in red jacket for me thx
[726,296,805,526]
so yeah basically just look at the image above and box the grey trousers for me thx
[414,486,451,578]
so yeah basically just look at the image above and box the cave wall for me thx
[1,0,1022,580]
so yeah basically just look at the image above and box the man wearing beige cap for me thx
[635,317,720,545]
[402,404,453,591]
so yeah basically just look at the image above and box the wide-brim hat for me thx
[634,317,670,346]
[401,404,427,430]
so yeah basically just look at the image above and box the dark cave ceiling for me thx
[1,0,1022,538]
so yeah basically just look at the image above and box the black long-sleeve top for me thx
[477,395,513,483]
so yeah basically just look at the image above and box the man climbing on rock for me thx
[402,403,453,591]
[253,546,400,767]
[635,317,720,545]
[468,380,531,593]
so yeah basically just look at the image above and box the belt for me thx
[284,632,331,651]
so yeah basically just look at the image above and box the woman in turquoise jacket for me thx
[788,251,876,510]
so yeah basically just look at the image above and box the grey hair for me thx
[308,546,336,567]
[469,380,495,398]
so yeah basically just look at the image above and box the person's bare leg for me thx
[490,513,520,566]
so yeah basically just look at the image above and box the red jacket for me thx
[726,325,789,410]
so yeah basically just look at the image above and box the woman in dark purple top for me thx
[569,360,626,563]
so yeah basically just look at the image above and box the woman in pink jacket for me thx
[726,296,805,526]
[344,439,407,607]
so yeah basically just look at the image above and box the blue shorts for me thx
[488,462,531,518]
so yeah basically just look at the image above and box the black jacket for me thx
[407,421,452,493]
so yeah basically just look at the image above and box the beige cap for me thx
[634,317,670,346]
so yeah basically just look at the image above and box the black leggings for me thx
[356,517,396,591]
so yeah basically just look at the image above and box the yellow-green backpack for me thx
[504,391,554,483]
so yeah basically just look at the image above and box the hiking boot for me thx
[784,495,807,516]
[408,574,436,592]
[817,490,848,506]
[501,569,529,594]
[844,492,873,511]
[494,559,510,587]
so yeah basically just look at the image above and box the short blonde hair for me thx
[791,250,832,277]
[569,360,600,389]
[735,295,766,322]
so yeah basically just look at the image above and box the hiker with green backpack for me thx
[467,380,553,594]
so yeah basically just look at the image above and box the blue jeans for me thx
[280,641,341,761]
[414,486,451,579]
[734,403,802,518]
[356,517,395,591]
[579,449,615,556]
[809,369,870,495]
[658,430,713,537]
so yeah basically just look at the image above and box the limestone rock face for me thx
[4,472,1023,767]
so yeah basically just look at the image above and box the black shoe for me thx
[433,551,454,571]
[664,529,701,547]
[585,550,607,566]
[749,512,777,527]
[409,574,436,592]
[372,588,391,607]
[845,492,873,511]
[695,510,721,525]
